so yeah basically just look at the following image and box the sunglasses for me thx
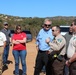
[4,24,8,26]
[52,30,56,32]
[44,24,51,27]
[71,23,76,26]
[70,24,73,26]
[16,28,21,30]
[52,30,55,32]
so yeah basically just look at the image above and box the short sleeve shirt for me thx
[12,32,27,50]
[1,29,11,45]
[0,32,7,46]
[67,35,76,58]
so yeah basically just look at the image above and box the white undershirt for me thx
[0,32,7,46]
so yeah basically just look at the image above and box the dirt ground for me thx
[2,39,37,75]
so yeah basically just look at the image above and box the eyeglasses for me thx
[52,30,55,32]
[70,24,76,26]
[16,28,21,30]
[52,30,57,32]
[44,24,51,27]
[70,24,73,26]
[4,24,8,26]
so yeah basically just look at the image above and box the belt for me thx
[53,54,64,58]
[39,50,49,53]
[49,54,64,61]
[0,46,3,47]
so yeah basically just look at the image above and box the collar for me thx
[55,34,61,39]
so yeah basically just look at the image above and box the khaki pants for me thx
[0,47,4,70]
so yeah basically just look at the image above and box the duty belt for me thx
[51,54,64,61]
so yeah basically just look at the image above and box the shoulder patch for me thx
[57,38,62,43]
[73,37,76,40]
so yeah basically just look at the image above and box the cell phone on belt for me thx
[57,55,63,61]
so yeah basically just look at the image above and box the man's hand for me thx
[36,45,39,51]
[66,60,71,67]
[46,37,50,44]
[47,50,51,54]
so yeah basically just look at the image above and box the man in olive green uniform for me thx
[46,25,66,75]
[66,19,76,75]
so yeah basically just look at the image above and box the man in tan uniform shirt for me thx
[46,25,66,75]
[66,19,76,75]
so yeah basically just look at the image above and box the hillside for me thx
[0,14,76,38]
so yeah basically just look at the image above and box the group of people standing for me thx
[34,18,76,75]
[0,18,76,75]
[0,22,27,75]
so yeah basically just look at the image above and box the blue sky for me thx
[0,0,76,17]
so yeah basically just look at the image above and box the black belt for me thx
[39,50,49,53]
[0,46,3,47]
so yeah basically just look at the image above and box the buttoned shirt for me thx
[64,32,73,51]
[36,29,54,51]
[49,34,66,55]
[67,34,76,58]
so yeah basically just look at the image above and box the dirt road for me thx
[2,39,37,75]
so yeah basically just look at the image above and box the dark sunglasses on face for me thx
[71,23,76,26]
[4,24,8,26]
[52,30,55,32]
[44,24,51,27]
[16,28,21,30]
[70,24,73,26]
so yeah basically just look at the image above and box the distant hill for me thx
[0,14,76,22]
[0,14,76,38]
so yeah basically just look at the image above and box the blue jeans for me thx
[42,66,46,72]
[64,65,69,75]
[3,45,10,64]
[12,50,27,75]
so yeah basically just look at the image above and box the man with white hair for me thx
[34,19,53,75]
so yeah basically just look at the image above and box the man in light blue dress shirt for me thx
[34,19,54,75]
